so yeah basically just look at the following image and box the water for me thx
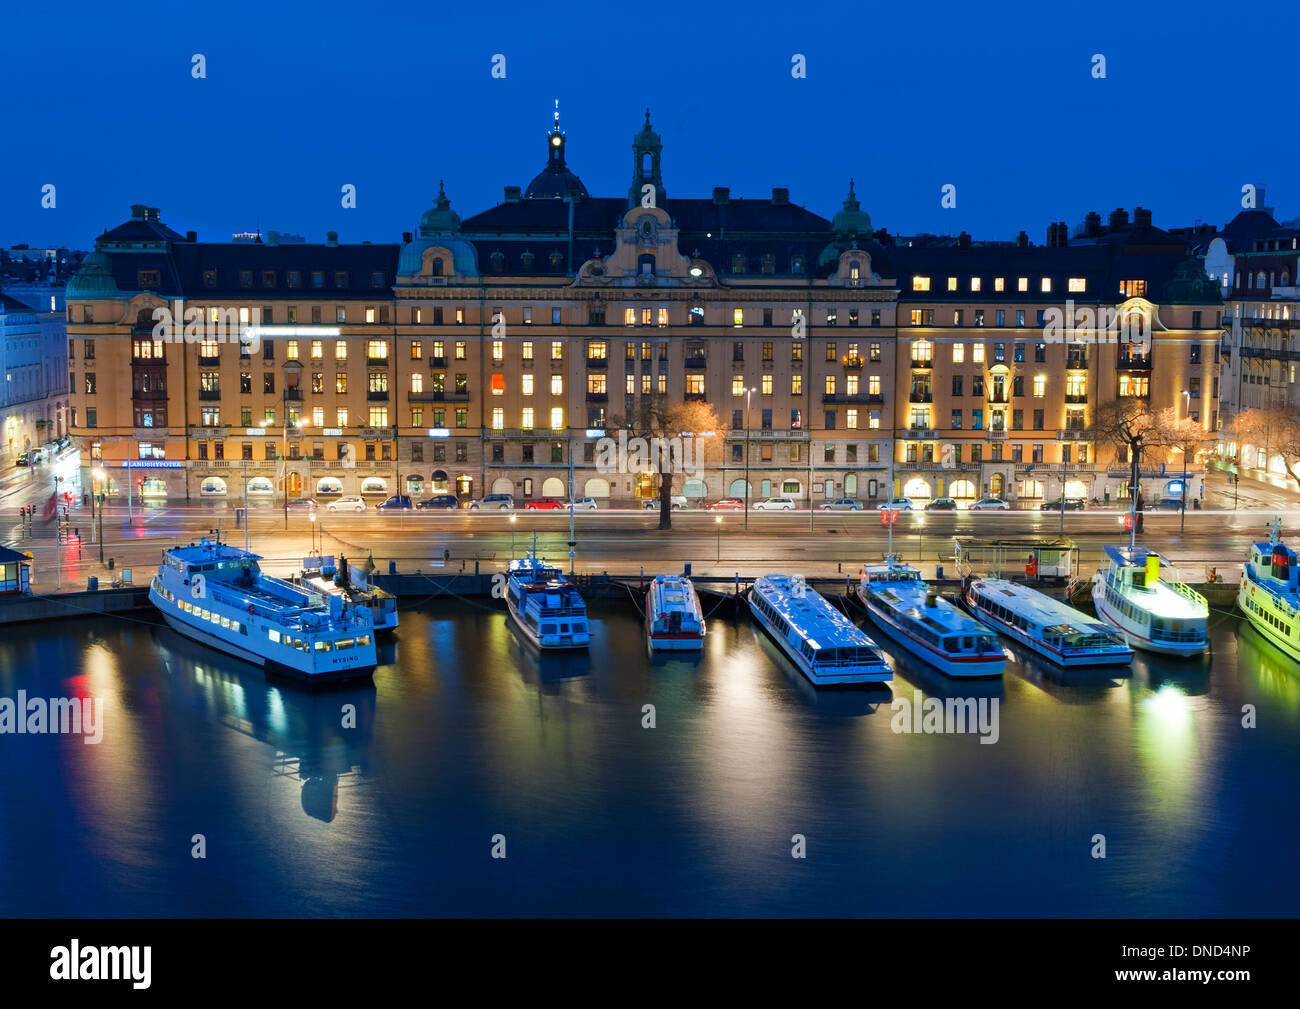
[1,597,1298,917]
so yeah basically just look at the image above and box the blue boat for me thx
[149,538,378,682]
[505,548,590,650]
[1238,518,1300,663]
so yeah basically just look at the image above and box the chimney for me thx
[130,204,148,220]
[265,231,278,247]
[957,231,971,248]
[1109,208,1129,231]
[1134,206,1152,230]
[402,231,413,243]
[1016,231,1028,248]
[326,231,338,247]
[504,186,521,202]
[712,187,730,205]
[1085,211,1102,237]
[771,187,789,205]
[1058,221,1069,246]
[1046,223,1059,247]
[185,230,197,242]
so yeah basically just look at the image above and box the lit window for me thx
[491,373,505,396]
[411,373,423,393]
[953,344,965,364]
[550,407,564,430]
[970,277,981,292]
[551,375,563,395]
[762,374,773,395]
[947,277,957,291]
[1068,277,1086,293]
[492,407,504,430]
[551,342,563,360]
[1040,278,1052,293]
[657,308,669,327]
[912,276,931,291]
[521,374,534,396]
[869,375,881,395]
[733,308,744,328]
[846,409,858,429]
[492,340,504,363]
[625,308,636,326]
[732,377,745,397]
[521,407,534,429]
[335,341,347,360]
[994,277,1005,292]
[973,343,985,363]
[1033,375,1046,397]
[1017,277,1028,292]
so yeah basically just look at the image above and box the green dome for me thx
[419,181,461,235]
[65,250,121,297]
[831,179,872,237]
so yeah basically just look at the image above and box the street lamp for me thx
[1180,389,1191,533]
[92,466,106,564]
[509,513,517,555]
[281,359,304,530]
[309,511,317,554]
[715,514,722,563]
[743,387,755,531]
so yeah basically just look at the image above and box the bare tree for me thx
[607,398,721,530]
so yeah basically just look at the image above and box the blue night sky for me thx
[1,0,1290,250]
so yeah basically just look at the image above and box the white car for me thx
[877,497,914,511]
[969,497,1011,511]
[753,497,796,511]
[326,496,368,512]
[568,497,599,510]
[820,498,864,511]
[643,495,688,510]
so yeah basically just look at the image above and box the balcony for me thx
[429,356,448,367]
[685,357,708,369]
[986,429,1008,440]
[367,390,391,402]
[909,391,933,403]
[684,392,706,402]
[131,388,168,401]
[284,388,303,402]
[821,393,884,405]
[586,358,608,370]
[1066,358,1088,370]
[910,358,933,369]
[1065,393,1088,404]
[367,357,389,367]
[585,392,608,403]
[987,392,1009,403]
[406,390,468,402]
[1117,355,1151,370]
[198,389,221,401]
[842,356,865,370]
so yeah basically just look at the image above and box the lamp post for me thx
[1180,389,1191,534]
[715,515,722,563]
[92,466,106,564]
[743,387,755,531]
[282,360,304,530]
[509,513,517,556]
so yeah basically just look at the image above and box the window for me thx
[335,340,347,360]
[791,374,802,395]
[762,374,773,395]
[550,407,564,431]
[551,342,563,361]
[912,276,931,291]
[411,373,424,394]
[825,375,837,395]
[732,376,745,397]
[336,374,348,393]
[733,308,744,328]
[369,407,388,427]
[1033,375,1046,398]
[410,341,422,360]
[1033,409,1044,431]
[366,339,388,360]
[551,375,563,395]
[456,342,467,360]
[1068,278,1086,293]
[952,409,963,430]
[952,375,963,396]
[973,343,985,363]
[521,342,533,362]
[911,340,932,365]
[1190,344,1202,364]
[521,407,534,429]
[952,344,965,364]
[522,374,534,396]
[492,341,504,364]
[492,407,504,430]
[686,375,705,395]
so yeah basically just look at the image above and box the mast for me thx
[887,449,896,562]
[1128,440,1139,551]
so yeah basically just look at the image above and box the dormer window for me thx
[239,270,253,288]
[202,270,217,288]
[311,271,324,288]
[549,251,564,272]
[137,269,161,289]
[335,271,349,288]
[520,251,535,271]
[287,271,302,288]
[761,254,775,274]
[732,253,746,274]
[261,270,277,287]
[371,271,385,288]
[638,253,655,276]
[849,261,861,281]
[432,257,444,277]
[791,255,804,273]
[490,251,505,272]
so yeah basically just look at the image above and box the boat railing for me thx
[1167,577,1207,611]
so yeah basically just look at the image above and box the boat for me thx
[505,545,590,650]
[645,574,705,651]
[964,577,1133,667]
[851,560,1005,676]
[748,574,892,685]
[1238,518,1300,662]
[1091,545,1208,656]
[149,537,378,682]
[297,554,398,635]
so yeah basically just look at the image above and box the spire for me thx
[629,109,665,207]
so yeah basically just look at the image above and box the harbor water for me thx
[1,598,1297,916]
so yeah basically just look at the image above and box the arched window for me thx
[989,473,1005,496]
[791,255,805,274]
[549,251,564,272]
[1256,271,1267,288]
[732,253,746,274]
[490,250,505,272]
[432,257,444,276]
[902,477,932,499]
[761,254,775,275]
[520,251,535,271]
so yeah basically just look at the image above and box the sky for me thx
[1,0,1291,250]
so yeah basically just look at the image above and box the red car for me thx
[523,497,565,511]
[705,498,745,511]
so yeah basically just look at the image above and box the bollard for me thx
[107,558,114,570]
[87,576,98,591]
[388,560,396,575]
[936,564,944,579]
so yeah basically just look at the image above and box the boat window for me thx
[542,624,556,635]
[336,638,354,650]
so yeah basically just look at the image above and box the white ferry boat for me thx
[149,538,378,682]
[748,574,892,685]
[1238,519,1300,662]
[505,553,590,650]
[854,561,1005,677]
[645,575,705,651]
[1091,545,1208,657]
[964,577,1133,667]
[298,554,398,635]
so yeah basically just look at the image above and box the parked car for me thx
[14,453,31,467]
[469,493,514,511]
[569,497,599,510]
[925,497,958,511]
[754,497,796,511]
[1152,497,1186,511]
[1039,497,1086,511]
[416,495,459,510]
[326,496,367,513]
[705,498,745,511]
[969,497,1011,511]
[644,495,688,510]
[820,498,864,511]
[285,498,318,512]
[877,497,915,511]
[377,495,414,510]
[523,497,565,511]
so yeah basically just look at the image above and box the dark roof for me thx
[0,291,37,313]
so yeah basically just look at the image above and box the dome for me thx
[65,250,121,297]
[419,181,461,235]
[525,165,588,200]
[831,179,872,237]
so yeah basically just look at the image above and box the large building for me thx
[1,287,69,461]
[63,112,1223,507]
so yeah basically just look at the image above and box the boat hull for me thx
[853,587,1004,677]
[962,590,1131,667]
[647,631,705,651]
[506,593,590,650]
[1238,579,1300,663]
[749,592,891,685]
[1092,574,1207,657]
[158,609,375,683]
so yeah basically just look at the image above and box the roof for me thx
[0,545,32,563]
[1104,544,1157,566]
[0,292,37,314]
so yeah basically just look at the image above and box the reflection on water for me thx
[0,602,1297,916]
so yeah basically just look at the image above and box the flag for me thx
[42,490,57,523]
